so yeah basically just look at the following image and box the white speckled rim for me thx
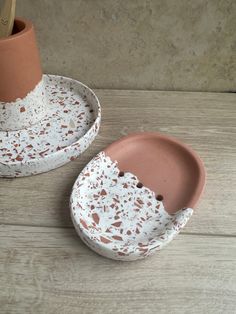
[0,77,48,131]
[70,151,193,261]
[0,74,101,177]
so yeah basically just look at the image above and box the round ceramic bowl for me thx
[0,74,101,177]
[70,133,205,261]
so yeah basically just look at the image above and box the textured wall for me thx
[16,0,236,91]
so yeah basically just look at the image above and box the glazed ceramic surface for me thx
[0,74,101,177]
[70,133,205,261]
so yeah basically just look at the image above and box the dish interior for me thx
[105,133,205,213]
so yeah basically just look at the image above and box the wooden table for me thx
[0,90,236,314]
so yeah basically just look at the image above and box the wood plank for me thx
[0,90,236,235]
[0,224,236,314]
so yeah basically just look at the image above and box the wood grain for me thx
[0,224,236,314]
[0,90,235,235]
[0,90,236,313]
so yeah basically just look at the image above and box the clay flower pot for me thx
[0,17,47,131]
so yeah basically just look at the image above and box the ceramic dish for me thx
[0,74,101,177]
[70,132,205,261]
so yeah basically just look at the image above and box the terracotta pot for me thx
[0,17,47,131]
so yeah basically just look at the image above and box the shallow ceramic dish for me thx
[71,132,205,261]
[0,74,101,177]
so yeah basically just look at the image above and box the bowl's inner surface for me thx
[105,134,205,213]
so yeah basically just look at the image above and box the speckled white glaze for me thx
[0,74,101,177]
[70,152,193,261]
[0,78,48,131]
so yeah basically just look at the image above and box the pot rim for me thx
[0,17,33,43]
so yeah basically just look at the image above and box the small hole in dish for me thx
[118,171,124,177]
[137,182,143,188]
[156,194,164,201]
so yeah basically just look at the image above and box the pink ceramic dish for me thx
[70,132,206,261]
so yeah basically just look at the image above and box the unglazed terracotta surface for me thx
[105,132,206,213]
[70,133,205,261]
[0,18,42,102]
[0,75,101,177]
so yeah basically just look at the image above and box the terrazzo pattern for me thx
[0,75,101,177]
[71,152,193,261]
[0,78,48,131]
